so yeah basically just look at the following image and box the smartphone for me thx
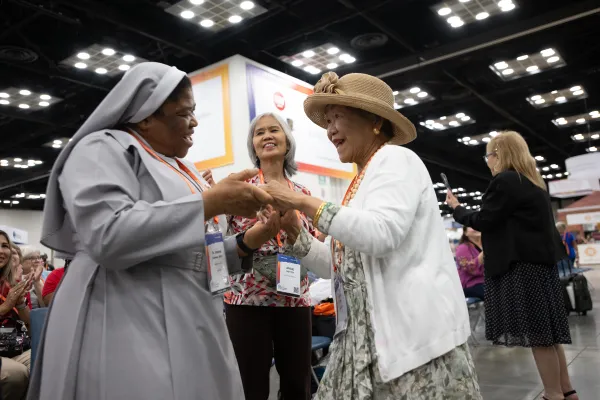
[440,173,452,191]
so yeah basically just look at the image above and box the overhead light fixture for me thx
[165,0,267,32]
[490,47,566,81]
[394,86,435,108]
[457,130,502,146]
[527,86,588,109]
[421,113,475,131]
[0,87,62,111]
[432,0,516,27]
[588,146,598,152]
[535,155,545,161]
[61,44,147,76]
[118,65,131,71]
[240,1,255,10]
[281,43,356,74]
[0,158,43,169]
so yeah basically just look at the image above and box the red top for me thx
[42,268,66,299]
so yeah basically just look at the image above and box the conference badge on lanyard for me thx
[276,254,302,298]
[205,222,231,296]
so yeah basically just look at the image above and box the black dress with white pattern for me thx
[484,262,572,347]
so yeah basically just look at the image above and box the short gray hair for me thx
[247,112,298,177]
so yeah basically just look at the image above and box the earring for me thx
[373,128,380,135]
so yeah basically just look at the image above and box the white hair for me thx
[247,112,298,177]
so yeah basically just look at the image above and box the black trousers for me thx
[225,304,312,400]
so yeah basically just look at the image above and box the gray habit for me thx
[28,63,246,400]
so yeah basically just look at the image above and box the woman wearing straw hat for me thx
[264,72,481,399]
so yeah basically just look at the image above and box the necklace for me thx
[333,143,387,271]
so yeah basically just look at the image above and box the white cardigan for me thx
[300,145,470,382]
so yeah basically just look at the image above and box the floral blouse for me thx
[224,174,318,307]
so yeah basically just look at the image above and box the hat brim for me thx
[303,92,417,145]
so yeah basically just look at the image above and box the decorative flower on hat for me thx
[314,72,344,95]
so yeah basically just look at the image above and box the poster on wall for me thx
[246,63,355,179]
[577,243,600,265]
[185,64,234,171]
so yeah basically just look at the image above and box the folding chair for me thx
[310,336,332,386]
[466,297,484,346]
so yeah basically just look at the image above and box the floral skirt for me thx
[314,283,482,400]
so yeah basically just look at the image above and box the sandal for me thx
[564,390,578,399]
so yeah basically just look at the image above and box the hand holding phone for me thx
[440,173,451,191]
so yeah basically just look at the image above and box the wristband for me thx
[236,231,257,255]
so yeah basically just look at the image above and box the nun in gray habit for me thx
[27,62,272,400]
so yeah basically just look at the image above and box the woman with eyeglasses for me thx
[446,131,576,400]
[20,248,46,309]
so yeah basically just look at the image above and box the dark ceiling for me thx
[1,0,599,214]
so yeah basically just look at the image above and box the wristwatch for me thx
[236,231,257,255]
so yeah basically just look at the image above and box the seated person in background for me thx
[1,230,31,400]
[456,227,485,301]
[42,258,70,306]
[19,249,46,309]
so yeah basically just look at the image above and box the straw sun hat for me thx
[303,72,417,145]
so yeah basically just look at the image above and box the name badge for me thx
[276,254,301,297]
[206,232,231,296]
[334,274,348,337]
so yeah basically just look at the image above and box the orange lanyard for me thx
[0,295,20,315]
[129,131,219,225]
[258,170,298,248]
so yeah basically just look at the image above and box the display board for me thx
[185,64,234,170]
[566,211,600,226]
[245,63,355,180]
[578,243,600,265]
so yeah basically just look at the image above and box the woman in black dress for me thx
[446,131,577,400]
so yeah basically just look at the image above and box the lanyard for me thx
[258,170,298,248]
[128,130,219,225]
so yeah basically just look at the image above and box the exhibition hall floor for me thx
[268,267,600,400]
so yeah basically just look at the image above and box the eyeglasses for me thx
[24,256,42,261]
[483,152,497,162]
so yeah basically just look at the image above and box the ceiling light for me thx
[95,68,108,74]
[535,99,545,104]
[570,86,582,92]
[0,99,8,105]
[502,68,514,75]
[18,104,30,109]
[557,119,567,125]
[526,65,539,72]
[341,55,356,63]
[102,48,116,56]
[417,91,428,98]
[476,12,489,20]
[542,167,550,171]
[551,164,559,169]
[456,112,466,118]
[482,137,491,143]
[0,92,8,98]
[122,55,135,62]
[393,103,401,109]
[590,111,599,116]
[555,96,566,102]
[75,62,87,69]
[229,15,242,23]
[180,10,195,19]
[574,134,585,141]
[303,66,321,74]
[573,90,584,96]
[291,60,303,67]
[450,19,464,28]
[469,140,478,145]
[326,63,338,69]
[410,87,421,94]
[327,47,340,55]
[303,50,315,58]
[551,90,558,94]
[517,55,529,61]
[393,91,399,96]
[576,118,586,124]
[530,95,541,101]
[240,1,255,10]
[39,94,51,100]
[500,3,516,11]
[541,48,555,57]
[546,56,560,63]
[53,140,62,145]
[77,52,90,60]
[118,65,130,71]
[404,98,415,104]
[461,116,471,121]
[52,144,61,149]
[462,136,471,142]
[200,19,214,27]
[556,173,562,178]
[489,131,499,137]
[535,155,545,161]
[19,90,31,96]
[39,101,50,107]
[589,147,598,152]
[449,121,460,127]
[438,7,452,16]
[592,134,600,139]
[189,0,204,4]
[494,61,508,69]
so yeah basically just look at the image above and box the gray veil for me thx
[41,62,186,254]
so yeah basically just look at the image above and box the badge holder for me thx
[205,222,231,296]
[276,254,302,298]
